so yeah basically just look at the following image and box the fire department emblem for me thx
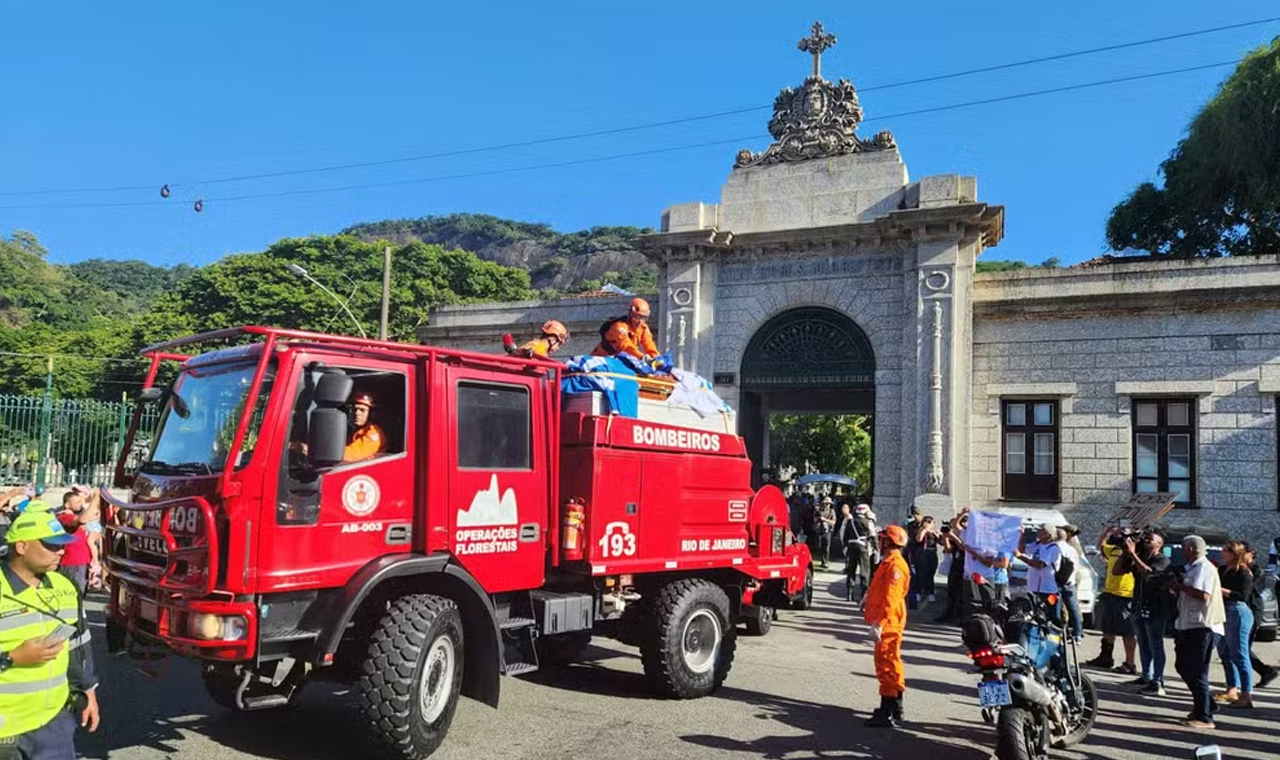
[342,476,380,517]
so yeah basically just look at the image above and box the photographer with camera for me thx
[1088,524,1140,675]
[1114,530,1172,695]
[936,509,971,623]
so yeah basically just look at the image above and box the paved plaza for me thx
[80,571,1278,760]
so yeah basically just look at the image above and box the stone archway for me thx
[738,306,876,489]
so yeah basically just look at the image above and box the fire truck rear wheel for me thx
[357,594,464,760]
[641,578,736,699]
[794,568,815,611]
[742,605,773,636]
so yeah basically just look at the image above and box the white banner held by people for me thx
[961,510,1023,578]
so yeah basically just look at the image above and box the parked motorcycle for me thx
[961,589,1098,760]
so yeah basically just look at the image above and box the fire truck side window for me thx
[457,382,530,470]
[286,365,408,465]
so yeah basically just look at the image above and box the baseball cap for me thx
[7,509,75,546]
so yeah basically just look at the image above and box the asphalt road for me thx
[75,571,1279,760]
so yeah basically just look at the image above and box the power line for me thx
[0,58,1240,211]
[0,16,1274,199]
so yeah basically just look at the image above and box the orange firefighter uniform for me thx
[344,393,386,462]
[593,298,659,360]
[506,320,570,360]
[863,524,910,727]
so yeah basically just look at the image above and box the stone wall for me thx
[971,256,1280,548]
[711,248,910,515]
[418,295,642,356]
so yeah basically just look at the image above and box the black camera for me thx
[940,524,952,534]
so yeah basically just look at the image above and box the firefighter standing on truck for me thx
[863,524,910,729]
[504,320,570,360]
[344,392,386,463]
[593,298,659,360]
[0,507,99,759]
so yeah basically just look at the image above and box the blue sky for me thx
[1,1,1276,268]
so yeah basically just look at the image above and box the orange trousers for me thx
[874,629,905,696]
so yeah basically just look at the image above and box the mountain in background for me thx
[343,213,659,295]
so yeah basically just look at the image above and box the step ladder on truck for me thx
[102,325,814,760]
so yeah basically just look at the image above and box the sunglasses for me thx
[38,540,66,553]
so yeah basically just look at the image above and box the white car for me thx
[990,507,1098,628]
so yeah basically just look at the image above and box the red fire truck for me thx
[103,326,813,759]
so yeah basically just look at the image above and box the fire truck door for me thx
[446,372,547,593]
[263,359,416,590]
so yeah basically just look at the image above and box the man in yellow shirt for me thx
[1087,525,1139,674]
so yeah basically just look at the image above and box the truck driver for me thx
[593,298,659,360]
[344,392,386,463]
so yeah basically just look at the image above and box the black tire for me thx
[743,605,773,636]
[793,568,815,611]
[640,578,736,699]
[1055,671,1098,748]
[1258,626,1278,643]
[536,631,592,666]
[357,594,464,760]
[996,706,1047,760]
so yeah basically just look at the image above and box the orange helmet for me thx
[352,392,376,408]
[879,525,908,548]
[629,297,651,318]
[541,319,569,342]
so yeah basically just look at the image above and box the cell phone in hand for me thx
[43,623,76,646]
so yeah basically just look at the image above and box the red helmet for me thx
[541,319,569,342]
[879,525,908,548]
[352,393,375,408]
[629,297,651,318]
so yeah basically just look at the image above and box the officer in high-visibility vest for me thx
[0,505,99,758]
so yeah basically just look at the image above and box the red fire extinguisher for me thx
[562,498,586,561]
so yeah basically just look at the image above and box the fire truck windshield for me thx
[142,360,276,475]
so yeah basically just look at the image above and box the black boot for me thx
[892,691,905,723]
[865,696,898,728]
[1085,639,1115,669]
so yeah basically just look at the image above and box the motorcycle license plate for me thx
[978,680,1012,708]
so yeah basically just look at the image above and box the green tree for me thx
[769,414,872,490]
[1106,37,1280,258]
[142,235,535,345]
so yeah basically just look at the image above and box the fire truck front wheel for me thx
[357,594,464,760]
[641,578,736,699]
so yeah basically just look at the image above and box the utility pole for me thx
[36,355,53,492]
[380,245,392,341]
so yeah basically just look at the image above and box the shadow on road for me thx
[683,686,991,760]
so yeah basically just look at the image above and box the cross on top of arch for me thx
[797,22,837,79]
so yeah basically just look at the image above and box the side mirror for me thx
[314,372,353,407]
[307,408,347,468]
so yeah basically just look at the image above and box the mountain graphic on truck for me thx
[456,474,519,527]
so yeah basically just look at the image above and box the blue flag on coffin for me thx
[561,355,640,418]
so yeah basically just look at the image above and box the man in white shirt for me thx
[1016,524,1063,619]
[1173,535,1226,729]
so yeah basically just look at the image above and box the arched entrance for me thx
[738,307,876,490]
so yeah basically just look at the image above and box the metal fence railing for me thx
[0,395,162,490]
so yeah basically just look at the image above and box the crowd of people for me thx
[791,488,1278,733]
[0,484,104,758]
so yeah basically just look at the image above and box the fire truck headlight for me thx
[190,613,248,641]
